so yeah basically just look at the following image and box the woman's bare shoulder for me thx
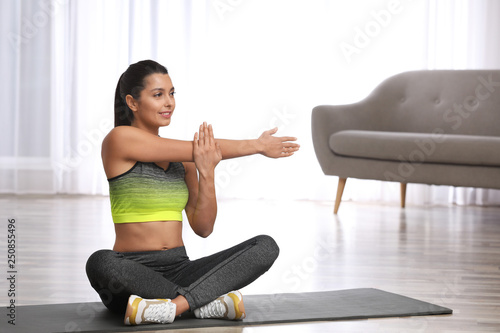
[102,126,151,152]
[100,129,135,179]
[103,126,141,142]
[103,126,193,164]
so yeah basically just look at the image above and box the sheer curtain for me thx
[1,0,499,205]
[425,0,500,205]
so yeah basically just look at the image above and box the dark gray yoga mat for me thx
[3,288,452,333]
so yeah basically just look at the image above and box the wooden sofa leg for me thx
[400,183,407,208]
[334,178,347,214]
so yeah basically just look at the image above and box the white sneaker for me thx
[194,290,246,320]
[124,295,176,325]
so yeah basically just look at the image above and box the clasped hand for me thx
[193,122,222,177]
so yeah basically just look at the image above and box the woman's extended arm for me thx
[102,124,299,165]
[217,127,299,159]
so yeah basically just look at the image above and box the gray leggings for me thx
[85,235,279,314]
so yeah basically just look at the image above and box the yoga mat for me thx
[2,288,452,333]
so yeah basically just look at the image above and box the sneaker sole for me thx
[124,295,172,325]
[124,295,141,325]
[227,291,245,320]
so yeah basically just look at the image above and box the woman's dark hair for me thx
[114,60,169,127]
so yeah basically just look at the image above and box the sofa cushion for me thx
[329,130,500,167]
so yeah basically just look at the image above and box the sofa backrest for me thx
[365,70,500,136]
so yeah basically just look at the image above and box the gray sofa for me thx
[312,70,500,213]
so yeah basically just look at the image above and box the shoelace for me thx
[201,299,225,318]
[144,302,173,323]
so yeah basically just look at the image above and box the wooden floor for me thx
[1,194,499,332]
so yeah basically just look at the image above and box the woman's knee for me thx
[86,250,116,277]
[255,234,280,264]
[85,250,129,292]
[87,249,114,263]
[86,250,129,313]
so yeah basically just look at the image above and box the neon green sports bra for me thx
[108,162,189,224]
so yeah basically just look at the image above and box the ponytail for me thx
[114,73,134,126]
[114,60,169,127]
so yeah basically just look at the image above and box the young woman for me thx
[86,60,300,325]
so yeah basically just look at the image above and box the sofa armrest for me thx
[312,102,375,174]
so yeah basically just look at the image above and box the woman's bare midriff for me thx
[113,221,184,252]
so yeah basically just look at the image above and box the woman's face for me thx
[128,73,176,133]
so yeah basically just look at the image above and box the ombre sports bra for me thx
[108,162,189,223]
